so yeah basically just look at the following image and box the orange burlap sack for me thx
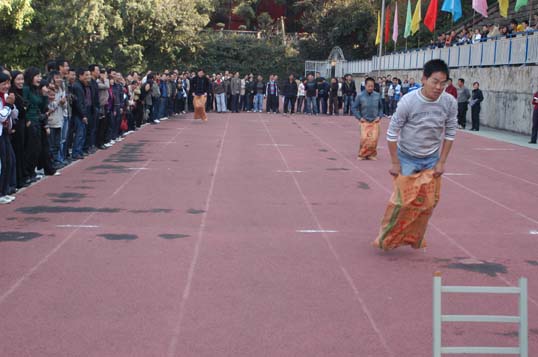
[193,95,207,120]
[358,121,380,159]
[373,170,441,250]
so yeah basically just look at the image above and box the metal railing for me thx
[433,272,528,356]
[306,31,538,75]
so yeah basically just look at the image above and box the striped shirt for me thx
[387,89,457,158]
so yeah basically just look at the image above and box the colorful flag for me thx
[375,11,381,45]
[411,0,422,35]
[424,0,439,32]
[472,0,488,17]
[515,0,528,12]
[393,3,399,43]
[499,0,509,17]
[441,0,462,22]
[385,5,391,43]
[404,0,412,38]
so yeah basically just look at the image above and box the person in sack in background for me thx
[470,82,484,131]
[529,90,538,144]
[191,69,210,121]
[387,59,457,177]
[351,77,383,160]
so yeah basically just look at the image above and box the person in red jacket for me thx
[530,91,538,144]
[445,78,458,99]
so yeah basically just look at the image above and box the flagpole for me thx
[529,0,533,26]
[378,0,386,76]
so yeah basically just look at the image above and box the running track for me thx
[1,112,537,356]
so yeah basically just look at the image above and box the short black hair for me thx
[423,59,449,79]
[88,64,99,72]
[46,60,58,72]
[365,77,376,85]
[458,78,465,83]
[473,81,480,86]
[56,58,68,68]
[76,67,87,78]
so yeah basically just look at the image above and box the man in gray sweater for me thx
[456,78,471,129]
[387,59,457,177]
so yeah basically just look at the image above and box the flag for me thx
[404,0,412,38]
[375,11,381,45]
[411,0,422,35]
[385,5,391,43]
[441,0,462,22]
[424,0,439,32]
[515,0,528,12]
[499,0,509,17]
[472,0,488,17]
[393,3,399,43]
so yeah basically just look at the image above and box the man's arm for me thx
[434,99,458,177]
[386,98,409,176]
[376,96,383,120]
[351,95,362,120]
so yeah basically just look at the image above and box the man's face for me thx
[409,78,415,85]
[447,79,453,87]
[92,66,100,78]
[198,71,204,78]
[365,80,374,93]
[100,72,107,81]
[68,71,76,84]
[59,62,70,76]
[81,71,91,85]
[421,72,448,101]
[457,80,464,88]
[216,74,221,81]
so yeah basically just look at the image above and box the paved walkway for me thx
[1,113,537,356]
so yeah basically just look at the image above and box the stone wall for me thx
[358,66,537,135]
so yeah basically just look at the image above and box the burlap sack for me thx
[193,95,207,120]
[373,170,441,250]
[358,121,380,159]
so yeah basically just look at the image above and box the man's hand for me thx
[45,128,51,135]
[83,117,88,125]
[26,121,31,127]
[6,93,15,105]
[433,162,445,177]
[389,163,400,177]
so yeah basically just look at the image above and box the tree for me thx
[0,0,34,30]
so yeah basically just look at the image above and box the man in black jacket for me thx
[84,64,100,155]
[342,74,356,115]
[470,82,484,131]
[282,74,298,114]
[191,69,210,121]
[71,68,91,160]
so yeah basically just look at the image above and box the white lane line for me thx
[0,128,185,306]
[260,118,395,357]
[127,167,150,170]
[444,173,472,176]
[530,230,538,235]
[56,225,99,228]
[277,170,304,173]
[257,143,293,147]
[472,147,515,151]
[303,122,538,308]
[167,115,231,357]
[297,229,339,233]
[464,158,538,187]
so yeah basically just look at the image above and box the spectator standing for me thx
[282,74,298,115]
[328,77,339,115]
[305,73,318,115]
[445,78,458,99]
[343,75,357,115]
[456,78,471,129]
[470,82,484,131]
[529,90,538,144]
[230,72,241,113]
[297,79,305,114]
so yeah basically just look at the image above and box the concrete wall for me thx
[359,66,537,135]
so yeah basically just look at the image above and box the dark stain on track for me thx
[159,234,191,240]
[327,157,337,161]
[23,217,49,222]
[48,192,87,203]
[130,208,173,214]
[0,232,43,242]
[495,331,519,338]
[319,149,329,152]
[326,168,350,171]
[187,209,206,214]
[445,259,508,277]
[70,186,94,190]
[104,143,145,163]
[17,206,121,215]
[98,234,138,241]
[526,260,538,266]
[357,182,370,190]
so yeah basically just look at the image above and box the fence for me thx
[306,31,538,76]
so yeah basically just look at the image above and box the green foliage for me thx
[0,0,34,30]
[192,33,303,78]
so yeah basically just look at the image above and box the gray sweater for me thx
[456,86,471,103]
[387,89,457,158]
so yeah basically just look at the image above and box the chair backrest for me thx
[433,272,528,356]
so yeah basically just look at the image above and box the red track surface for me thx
[1,112,537,356]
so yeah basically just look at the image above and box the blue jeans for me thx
[254,94,264,112]
[344,95,354,114]
[216,93,227,112]
[59,116,69,163]
[398,148,439,176]
[72,116,86,157]
[305,96,317,114]
[159,97,168,118]
[152,98,160,121]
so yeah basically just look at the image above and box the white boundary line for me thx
[167,115,231,357]
[260,116,395,357]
